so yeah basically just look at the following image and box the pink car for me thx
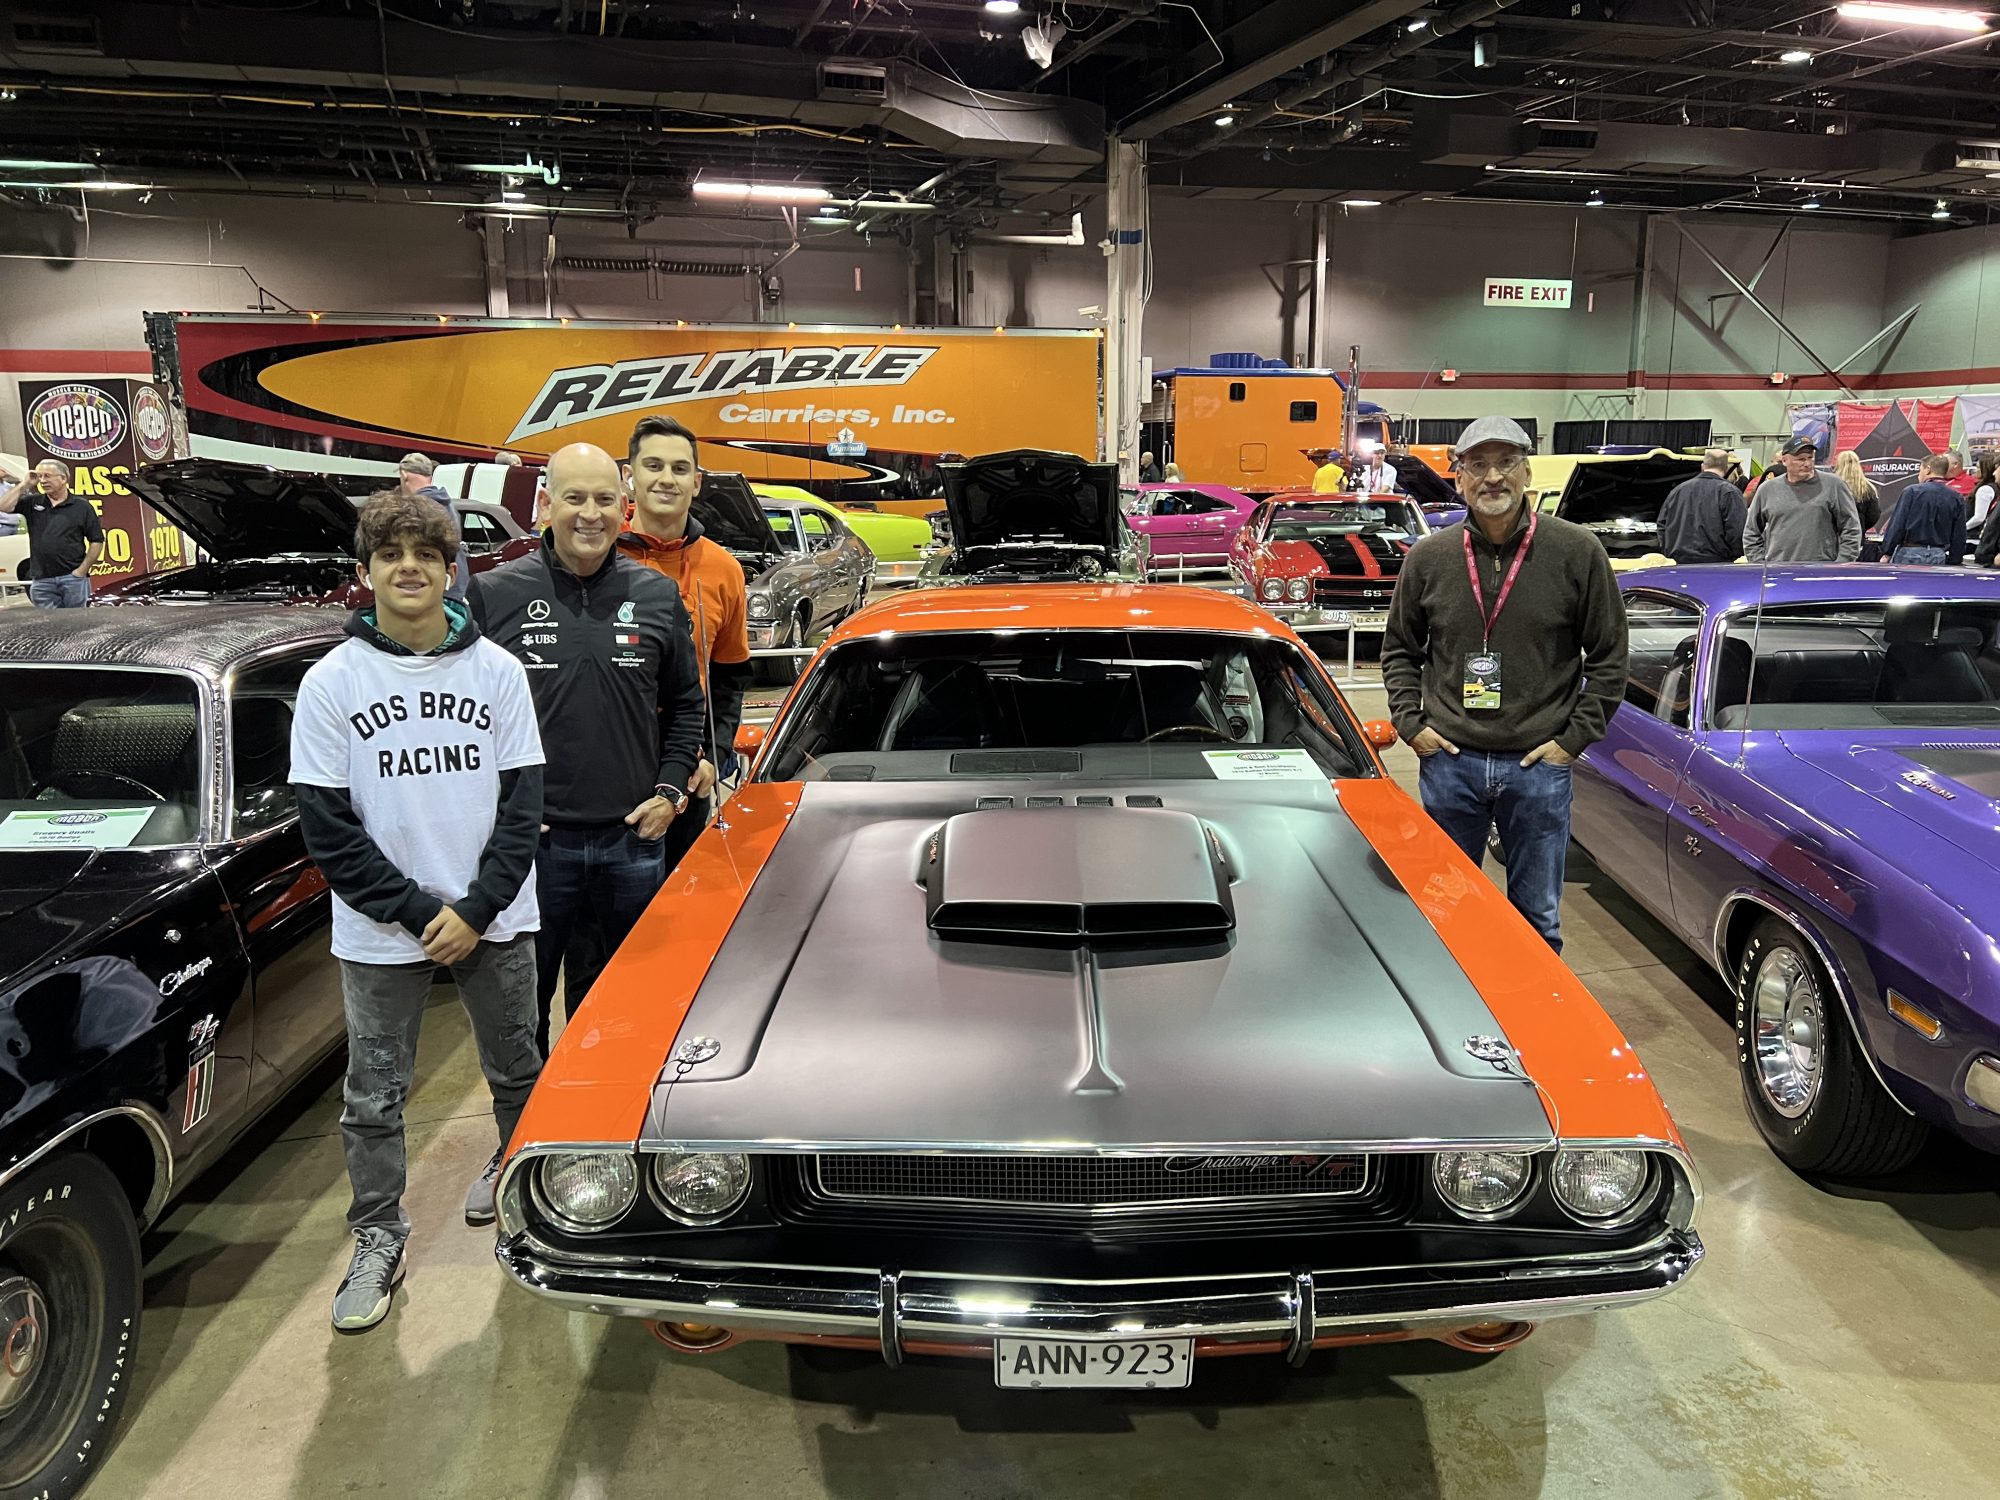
[1121,482,1258,577]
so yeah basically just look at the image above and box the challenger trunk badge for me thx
[674,1036,721,1065]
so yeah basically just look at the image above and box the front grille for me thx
[776,1154,1416,1244]
[814,1152,1371,1210]
[1312,579,1396,608]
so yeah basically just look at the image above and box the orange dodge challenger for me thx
[494,584,1702,1387]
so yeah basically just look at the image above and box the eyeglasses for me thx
[1459,455,1530,478]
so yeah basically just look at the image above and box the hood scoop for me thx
[923,807,1234,945]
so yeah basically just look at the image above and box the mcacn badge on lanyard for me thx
[1461,512,1537,712]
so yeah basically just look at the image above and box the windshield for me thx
[761,629,1370,783]
[0,669,203,848]
[1267,502,1420,541]
[1715,601,2000,730]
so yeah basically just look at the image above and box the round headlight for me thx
[651,1150,753,1226]
[534,1152,638,1232]
[1286,576,1310,601]
[1552,1149,1650,1223]
[747,592,773,621]
[1260,577,1285,601]
[1432,1150,1533,1219]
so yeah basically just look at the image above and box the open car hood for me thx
[1551,452,1701,532]
[691,472,781,556]
[940,450,1120,555]
[115,461,357,560]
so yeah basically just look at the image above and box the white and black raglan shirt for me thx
[291,605,545,965]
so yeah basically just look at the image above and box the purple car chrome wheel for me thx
[1750,947,1823,1120]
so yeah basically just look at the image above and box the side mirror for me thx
[1361,719,1398,751]
[733,723,767,758]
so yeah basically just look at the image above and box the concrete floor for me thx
[95,679,2000,1500]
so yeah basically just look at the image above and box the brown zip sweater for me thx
[1381,502,1628,758]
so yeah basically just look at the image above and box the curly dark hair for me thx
[353,488,458,563]
[628,414,700,468]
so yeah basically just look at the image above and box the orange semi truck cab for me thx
[1158,360,1452,493]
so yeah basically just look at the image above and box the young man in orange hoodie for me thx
[616,414,752,871]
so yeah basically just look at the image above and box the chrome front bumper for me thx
[497,1229,1702,1363]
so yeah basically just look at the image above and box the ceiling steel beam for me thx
[1540,54,2000,108]
[1115,0,1430,141]
[1233,0,1527,135]
[1495,15,2000,72]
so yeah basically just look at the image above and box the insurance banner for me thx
[1834,398,1957,513]
[152,315,1101,502]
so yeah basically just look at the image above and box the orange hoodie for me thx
[616,520,750,679]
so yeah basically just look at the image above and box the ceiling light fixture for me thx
[0,157,91,170]
[1344,198,1383,207]
[1780,48,1816,61]
[692,180,830,205]
[1407,18,1431,31]
[0,178,150,191]
[1801,194,1822,208]
[502,190,526,201]
[1836,3,1989,30]
[1586,189,1606,207]
[1933,198,1955,218]
[983,0,1021,12]
[1215,113,1236,127]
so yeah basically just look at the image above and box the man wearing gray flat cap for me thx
[1381,415,1628,952]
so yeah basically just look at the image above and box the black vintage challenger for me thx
[0,607,350,1495]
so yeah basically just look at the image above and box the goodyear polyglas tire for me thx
[0,1151,141,1496]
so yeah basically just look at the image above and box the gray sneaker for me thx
[464,1148,504,1227]
[331,1227,407,1333]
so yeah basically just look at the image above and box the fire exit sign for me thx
[1483,278,1573,308]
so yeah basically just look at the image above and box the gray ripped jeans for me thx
[338,935,543,1238]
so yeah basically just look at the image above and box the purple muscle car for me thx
[1121,482,1257,577]
[1573,564,2000,1175]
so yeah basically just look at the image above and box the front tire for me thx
[0,1152,141,1497]
[1734,917,1929,1176]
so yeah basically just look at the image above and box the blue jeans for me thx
[1418,748,1574,952]
[28,574,90,608]
[533,824,666,1054]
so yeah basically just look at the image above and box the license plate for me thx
[1317,610,1352,627]
[1354,610,1388,628]
[993,1337,1194,1389]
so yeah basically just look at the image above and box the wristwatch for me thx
[654,783,690,814]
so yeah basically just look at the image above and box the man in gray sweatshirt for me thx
[1744,437,1861,563]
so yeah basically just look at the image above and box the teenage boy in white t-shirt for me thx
[290,490,546,1334]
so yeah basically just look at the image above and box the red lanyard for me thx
[1463,510,1537,648]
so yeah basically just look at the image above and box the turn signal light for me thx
[1887,990,1944,1041]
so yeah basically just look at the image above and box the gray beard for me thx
[1470,494,1519,516]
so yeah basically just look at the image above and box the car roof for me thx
[826,583,1299,642]
[0,604,347,679]
[1622,564,2000,611]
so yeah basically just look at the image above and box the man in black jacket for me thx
[1656,449,1747,564]
[472,442,705,1055]
[291,490,546,1332]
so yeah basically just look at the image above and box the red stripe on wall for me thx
[0,350,152,374]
